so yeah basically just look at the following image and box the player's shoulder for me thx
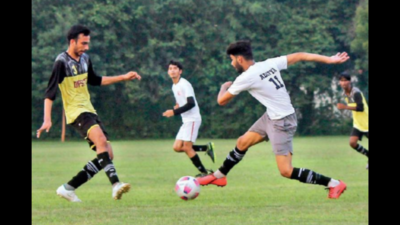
[243,59,275,76]
[180,77,188,82]
[81,53,90,62]
[55,52,68,63]
[351,86,362,94]
[264,55,285,61]
[179,77,192,85]
[236,69,254,82]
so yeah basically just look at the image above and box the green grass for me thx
[32,136,368,225]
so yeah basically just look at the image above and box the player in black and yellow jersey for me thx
[337,71,369,169]
[36,25,142,202]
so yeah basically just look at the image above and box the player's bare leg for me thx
[89,126,130,200]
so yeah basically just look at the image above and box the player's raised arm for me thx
[287,52,349,66]
[101,71,142,86]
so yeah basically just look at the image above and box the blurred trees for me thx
[350,0,368,100]
[32,0,367,139]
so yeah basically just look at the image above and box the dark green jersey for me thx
[45,52,102,124]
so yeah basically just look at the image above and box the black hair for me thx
[168,60,183,70]
[226,40,253,60]
[67,25,90,44]
[338,71,351,81]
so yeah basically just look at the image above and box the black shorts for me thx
[350,127,368,141]
[70,112,109,151]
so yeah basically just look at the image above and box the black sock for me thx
[353,144,369,157]
[190,154,207,173]
[67,158,103,189]
[219,146,247,175]
[290,167,331,186]
[97,152,120,185]
[193,145,208,152]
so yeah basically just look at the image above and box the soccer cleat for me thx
[327,180,347,199]
[112,182,131,200]
[196,174,227,187]
[56,185,82,202]
[195,169,214,178]
[206,142,216,163]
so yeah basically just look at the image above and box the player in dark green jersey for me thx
[37,25,142,202]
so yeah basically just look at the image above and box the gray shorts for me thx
[248,112,297,155]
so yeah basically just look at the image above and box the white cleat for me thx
[112,182,131,200]
[56,185,82,202]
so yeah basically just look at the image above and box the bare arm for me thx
[217,81,235,106]
[337,103,357,111]
[101,71,141,86]
[337,93,364,112]
[287,52,349,66]
[36,98,54,138]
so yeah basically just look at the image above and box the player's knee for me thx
[173,145,182,152]
[349,141,358,148]
[279,168,292,178]
[236,136,250,150]
[180,145,191,153]
[236,136,244,148]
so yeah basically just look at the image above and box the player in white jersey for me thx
[162,60,216,177]
[197,40,349,199]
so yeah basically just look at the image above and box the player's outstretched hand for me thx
[336,103,347,110]
[125,71,142,81]
[162,109,174,118]
[330,52,350,64]
[37,121,52,138]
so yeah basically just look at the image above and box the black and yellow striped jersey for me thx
[45,52,102,124]
[342,86,368,132]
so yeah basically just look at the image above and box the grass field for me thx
[32,136,368,225]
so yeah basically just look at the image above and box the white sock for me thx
[328,179,340,187]
[213,170,225,178]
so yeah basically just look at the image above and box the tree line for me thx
[32,0,368,139]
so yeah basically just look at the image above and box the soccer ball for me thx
[175,176,200,200]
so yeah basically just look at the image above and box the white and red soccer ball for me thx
[175,176,200,200]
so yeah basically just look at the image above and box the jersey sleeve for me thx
[44,60,65,101]
[353,92,364,112]
[173,97,195,115]
[269,56,287,71]
[228,75,252,95]
[87,59,102,86]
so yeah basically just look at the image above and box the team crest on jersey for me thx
[72,65,78,75]
[74,78,87,88]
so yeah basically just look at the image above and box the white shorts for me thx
[176,120,201,143]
